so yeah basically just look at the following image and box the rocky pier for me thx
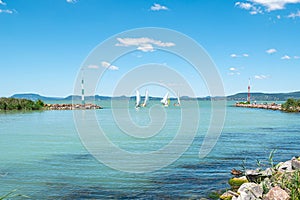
[235,102,282,111]
[44,103,102,110]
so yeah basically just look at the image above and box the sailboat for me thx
[174,92,181,106]
[135,90,141,109]
[142,90,149,107]
[161,92,169,107]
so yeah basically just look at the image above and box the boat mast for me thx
[177,92,181,105]
[161,92,169,105]
[136,90,141,108]
[143,90,149,106]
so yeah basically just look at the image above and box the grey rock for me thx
[246,169,269,183]
[245,169,261,175]
[245,169,261,180]
[235,183,263,200]
[292,158,300,170]
[262,168,273,176]
[260,177,272,193]
[264,186,290,200]
[277,160,293,172]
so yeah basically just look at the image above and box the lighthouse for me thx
[247,78,251,103]
[81,78,85,106]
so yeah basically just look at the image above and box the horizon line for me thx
[7,90,300,99]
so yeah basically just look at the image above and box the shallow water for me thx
[0,100,299,199]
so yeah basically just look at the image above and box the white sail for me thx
[136,90,141,107]
[177,92,181,105]
[161,92,169,106]
[142,90,149,107]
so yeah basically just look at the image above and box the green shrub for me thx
[282,98,300,112]
[0,98,45,111]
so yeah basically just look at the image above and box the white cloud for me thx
[137,43,154,52]
[0,9,13,14]
[150,3,168,11]
[87,65,99,69]
[252,6,264,14]
[266,48,277,54]
[116,37,175,52]
[236,0,300,15]
[278,55,300,60]
[230,53,249,58]
[66,0,77,3]
[228,67,241,76]
[0,0,6,5]
[287,10,300,18]
[251,0,300,11]
[116,37,175,47]
[235,1,263,14]
[101,61,119,71]
[255,74,269,79]
[281,55,291,59]
[235,2,253,9]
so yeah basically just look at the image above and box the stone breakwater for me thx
[44,103,102,110]
[235,103,282,111]
[219,157,300,200]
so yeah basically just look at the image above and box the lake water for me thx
[0,100,300,199]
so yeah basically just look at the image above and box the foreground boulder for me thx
[232,183,263,200]
[264,186,290,200]
[276,160,293,172]
[245,169,271,183]
[291,157,300,170]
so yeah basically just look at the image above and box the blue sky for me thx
[1,0,300,97]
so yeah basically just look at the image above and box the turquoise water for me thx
[0,100,300,199]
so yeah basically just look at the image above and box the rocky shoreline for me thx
[235,102,282,111]
[235,97,300,113]
[218,157,300,200]
[44,103,102,110]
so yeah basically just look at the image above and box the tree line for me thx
[0,98,45,111]
[281,98,300,112]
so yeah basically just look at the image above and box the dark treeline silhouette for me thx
[0,98,44,111]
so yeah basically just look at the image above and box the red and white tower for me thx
[81,77,85,106]
[247,78,251,103]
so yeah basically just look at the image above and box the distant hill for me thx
[64,95,112,101]
[10,91,300,102]
[11,93,64,101]
[227,91,300,101]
